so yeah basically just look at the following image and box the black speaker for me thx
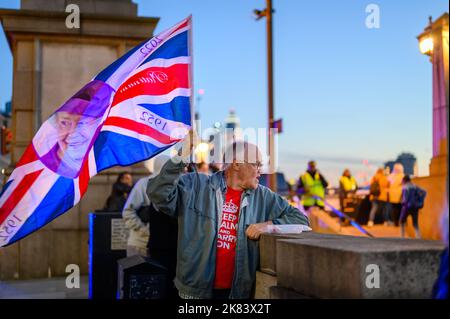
[89,211,127,299]
[117,255,169,299]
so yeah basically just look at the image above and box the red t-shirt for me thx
[214,187,243,289]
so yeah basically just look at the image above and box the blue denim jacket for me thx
[147,159,310,299]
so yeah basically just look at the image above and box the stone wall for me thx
[412,139,448,241]
[256,232,445,299]
[21,0,138,17]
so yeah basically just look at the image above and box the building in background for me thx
[223,108,242,144]
[224,108,240,130]
[384,152,418,176]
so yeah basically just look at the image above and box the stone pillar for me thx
[430,15,449,160]
[413,14,449,241]
[428,14,449,181]
[0,0,158,279]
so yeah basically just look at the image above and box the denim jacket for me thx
[147,159,310,299]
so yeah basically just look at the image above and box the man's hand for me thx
[171,129,199,164]
[246,221,273,241]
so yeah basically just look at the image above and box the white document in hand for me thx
[264,224,312,234]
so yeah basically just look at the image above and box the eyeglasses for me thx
[248,162,263,169]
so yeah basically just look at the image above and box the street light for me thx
[418,17,434,57]
[254,0,277,192]
[195,142,210,164]
[253,9,267,21]
[419,36,434,55]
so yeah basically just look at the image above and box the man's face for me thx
[308,162,316,172]
[235,145,263,190]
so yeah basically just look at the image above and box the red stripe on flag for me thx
[78,160,90,197]
[111,64,189,107]
[15,144,39,168]
[169,20,189,36]
[0,169,44,225]
[103,117,181,145]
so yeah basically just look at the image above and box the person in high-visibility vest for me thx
[338,169,358,212]
[297,161,329,211]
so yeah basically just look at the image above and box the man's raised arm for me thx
[146,129,197,217]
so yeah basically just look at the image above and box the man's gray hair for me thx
[221,141,260,170]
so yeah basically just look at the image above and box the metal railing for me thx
[312,195,374,238]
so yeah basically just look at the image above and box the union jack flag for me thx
[0,17,192,247]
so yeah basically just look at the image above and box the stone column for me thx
[0,0,158,280]
[429,14,449,175]
[413,14,449,241]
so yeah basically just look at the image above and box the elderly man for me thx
[147,132,309,299]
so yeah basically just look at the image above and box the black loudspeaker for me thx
[89,211,127,299]
[117,255,169,299]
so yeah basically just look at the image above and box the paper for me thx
[264,224,312,234]
[111,218,129,250]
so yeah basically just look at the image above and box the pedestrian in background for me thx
[399,175,426,238]
[338,169,358,212]
[387,163,404,226]
[122,155,169,257]
[368,168,390,227]
[297,161,328,212]
[104,172,132,212]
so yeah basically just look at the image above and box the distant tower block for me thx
[224,108,240,129]
[224,108,242,143]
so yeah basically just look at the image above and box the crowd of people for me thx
[285,161,427,238]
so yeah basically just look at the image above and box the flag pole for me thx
[188,15,194,131]
[188,15,195,166]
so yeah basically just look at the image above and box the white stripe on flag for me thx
[73,177,81,205]
[111,88,191,108]
[127,56,191,79]
[0,168,59,247]
[88,149,97,177]
[108,99,191,137]
[101,125,171,148]
[105,20,190,90]
[0,161,45,208]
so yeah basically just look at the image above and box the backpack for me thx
[369,180,381,197]
[410,186,427,209]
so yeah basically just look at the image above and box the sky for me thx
[0,0,448,186]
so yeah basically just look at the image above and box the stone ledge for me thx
[0,9,159,41]
[269,286,313,299]
[260,232,357,275]
[276,236,445,299]
[254,271,277,299]
[21,0,138,18]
